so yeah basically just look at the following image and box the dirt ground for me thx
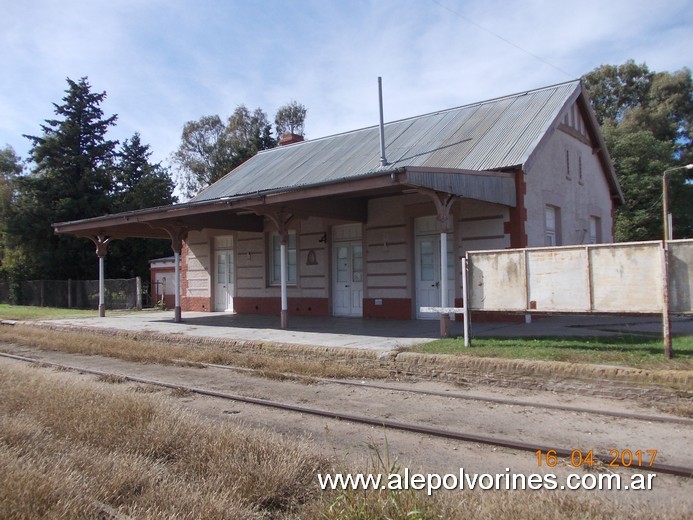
[1,342,691,511]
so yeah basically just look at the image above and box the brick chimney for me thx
[279,133,304,146]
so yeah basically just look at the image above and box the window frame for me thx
[545,205,561,247]
[268,231,297,286]
[589,216,601,244]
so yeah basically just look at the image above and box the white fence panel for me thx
[467,239,693,315]
[469,251,525,311]
[527,248,590,312]
[589,243,663,313]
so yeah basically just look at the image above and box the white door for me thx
[415,234,454,319]
[333,241,363,317]
[214,237,234,312]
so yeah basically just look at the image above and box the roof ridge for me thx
[256,79,581,154]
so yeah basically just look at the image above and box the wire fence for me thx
[0,278,147,310]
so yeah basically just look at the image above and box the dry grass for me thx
[1,362,689,519]
[300,447,688,520]
[0,326,386,380]
[0,362,325,519]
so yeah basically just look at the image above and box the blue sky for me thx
[2,0,692,170]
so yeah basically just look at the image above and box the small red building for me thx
[149,256,178,309]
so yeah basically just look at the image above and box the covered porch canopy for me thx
[56,81,593,330]
[53,166,516,327]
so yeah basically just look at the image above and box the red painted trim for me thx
[470,311,526,323]
[181,296,212,312]
[234,297,329,317]
[363,298,412,320]
[505,169,528,248]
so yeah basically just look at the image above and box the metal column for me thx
[280,239,288,329]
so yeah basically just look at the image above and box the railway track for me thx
[1,350,691,479]
[199,361,693,426]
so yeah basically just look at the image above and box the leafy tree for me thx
[583,61,693,240]
[0,145,23,178]
[0,145,23,216]
[0,146,24,291]
[603,124,674,240]
[227,106,275,164]
[173,102,306,198]
[582,60,653,125]
[275,100,307,137]
[172,115,234,198]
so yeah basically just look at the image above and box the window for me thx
[269,231,296,285]
[589,216,601,244]
[578,153,583,185]
[565,150,571,180]
[545,205,561,246]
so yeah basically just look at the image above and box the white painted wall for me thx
[524,103,614,247]
[184,230,211,298]
[366,196,410,300]
[235,231,265,297]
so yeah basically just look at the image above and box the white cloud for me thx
[1,0,690,167]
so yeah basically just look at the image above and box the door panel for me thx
[214,238,234,312]
[333,241,363,317]
[415,234,454,319]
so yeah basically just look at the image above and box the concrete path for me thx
[36,311,693,352]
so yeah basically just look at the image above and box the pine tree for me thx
[113,133,176,212]
[8,77,118,280]
[107,133,177,279]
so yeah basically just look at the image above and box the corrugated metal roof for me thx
[193,81,580,202]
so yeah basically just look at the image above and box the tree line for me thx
[582,60,692,241]
[0,77,306,297]
[0,62,690,295]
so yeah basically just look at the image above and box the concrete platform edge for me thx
[14,321,692,394]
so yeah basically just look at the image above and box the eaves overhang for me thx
[52,166,516,240]
[403,167,516,207]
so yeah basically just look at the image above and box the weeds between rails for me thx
[1,361,689,519]
[0,326,387,380]
[1,325,691,419]
[4,350,692,479]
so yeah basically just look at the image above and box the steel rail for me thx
[1,351,691,479]
[200,361,693,426]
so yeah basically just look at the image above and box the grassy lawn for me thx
[0,304,97,320]
[408,334,693,370]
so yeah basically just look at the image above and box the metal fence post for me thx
[136,276,142,311]
[461,257,471,347]
[661,242,672,359]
